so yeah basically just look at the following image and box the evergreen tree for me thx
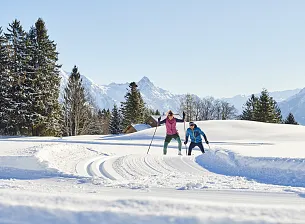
[143,107,152,122]
[0,19,62,136]
[0,27,11,134]
[121,82,146,128]
[97,109,104,130]
[101,109,111,134]
[254,89,282,123]
[109,104,122,134]
[90,109,104,135]
[284,113,298,125]
[272,101,283,123]
[63,66,89,136]
[24,26,42,135]
[4,20,29,135]
[81,108,102,135]
[155,109,160,115]
[241,94,258,120]
[32,18,62,136]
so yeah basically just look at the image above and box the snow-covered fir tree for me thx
[0,19,62,136]
[109,104,122,134]
[101,109,111,134]
[0,27,11,134]
[4,20,29,135]
[32,18,62,136]
[240,90,282,123]
[24,26,40,135]
[241,94,258,121]
[86,110,103,135]
[121,82,146,128]
[91,109,104,135]
[63,66,90,136]
[81,108,103,135]
[254,89,282,123]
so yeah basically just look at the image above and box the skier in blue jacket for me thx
[184,122,209,156]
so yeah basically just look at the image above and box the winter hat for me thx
[167,110,174,116]
[189,122,195,126]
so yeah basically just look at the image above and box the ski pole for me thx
[183,111,187,155]
[184,121,188,155]
[147,125,158,154]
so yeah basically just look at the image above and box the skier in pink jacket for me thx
[158,110,185,155]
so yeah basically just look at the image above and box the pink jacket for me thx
[160,117,184,135]
[165,118,178,135]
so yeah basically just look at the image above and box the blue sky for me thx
[2,0,305,97]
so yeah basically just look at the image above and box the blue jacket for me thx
[185,124,208,143]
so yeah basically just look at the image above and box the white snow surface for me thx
[1,120,305,223]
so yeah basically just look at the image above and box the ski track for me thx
[78,154,209,181]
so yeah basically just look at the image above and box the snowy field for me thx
[1,120,305,223]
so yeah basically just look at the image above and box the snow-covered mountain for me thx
[279,88,305,124]
[137,76,183,112]
[103,76,183,112]
[59,70,304,124]
[59,70,182,113]
[59,69,115,109]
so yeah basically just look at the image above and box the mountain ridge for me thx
[59,69,304,124]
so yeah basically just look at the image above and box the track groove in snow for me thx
[77,154,208,180]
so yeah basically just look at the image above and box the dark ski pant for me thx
[163,133,182,155]
[188,142,205,156]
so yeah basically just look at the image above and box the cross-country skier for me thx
[158,110,185,155]
[184,121,209,156]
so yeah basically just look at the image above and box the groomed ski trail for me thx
[76,154,209,180]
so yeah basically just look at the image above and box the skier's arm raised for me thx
[175,111,185,123]
[158,116,166,125]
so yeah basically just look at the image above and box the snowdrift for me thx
[197,148,305,187]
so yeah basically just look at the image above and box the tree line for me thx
[180,89,298,125]
[0,18,159,136]
[180,94,237,121]
[240,89,298,125]
[0,19,61,136]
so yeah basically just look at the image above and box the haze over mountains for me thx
[59,70,305,124]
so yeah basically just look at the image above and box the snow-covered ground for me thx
[1,120,305,223]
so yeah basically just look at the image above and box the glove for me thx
[157,116,161,125]
[184,141,187,145]
[182,111,185,120]
[206,140,209,144]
